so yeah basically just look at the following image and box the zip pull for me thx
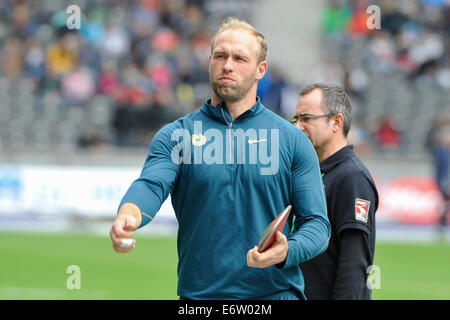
[221,106,234,164]
[220,106,232,128]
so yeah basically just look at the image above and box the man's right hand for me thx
[110,203,142,253]
[110,214,138,253]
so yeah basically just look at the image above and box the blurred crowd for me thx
[0,0,275,148]
[0,0,449,154]
[324,0,449,77]
[318,0,450,154]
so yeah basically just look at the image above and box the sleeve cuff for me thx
[276,239,297,269]
[119,181,162,228]
[140,211,154,228]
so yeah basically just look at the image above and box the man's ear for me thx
[332,113,345,133]
[256,60,268,80]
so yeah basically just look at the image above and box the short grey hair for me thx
[300,83,352,137]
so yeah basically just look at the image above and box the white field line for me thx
[0,286,108,299]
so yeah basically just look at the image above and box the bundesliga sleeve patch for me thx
[355,198,370,223]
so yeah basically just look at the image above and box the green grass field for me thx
[1,232,449,300]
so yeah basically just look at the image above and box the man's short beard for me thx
[212,83,242,102]
[211,80,254,103]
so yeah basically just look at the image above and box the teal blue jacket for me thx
[120,98,330,299]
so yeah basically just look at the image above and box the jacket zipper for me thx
[221,107,233,164]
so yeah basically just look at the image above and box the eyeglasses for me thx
[290,113,332,125]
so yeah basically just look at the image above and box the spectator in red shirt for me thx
[374,116,402,149]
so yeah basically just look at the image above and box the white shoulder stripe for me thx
[142,211,153,220]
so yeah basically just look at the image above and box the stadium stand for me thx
[318,0,450,154]
[0,0,264,150]
[0,0,449,155]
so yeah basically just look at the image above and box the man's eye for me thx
[300,116,309,122]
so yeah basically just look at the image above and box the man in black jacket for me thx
[292,83,379,299]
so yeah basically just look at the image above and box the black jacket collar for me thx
[320,145,355,174]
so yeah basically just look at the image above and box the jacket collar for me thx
[320,144,355,174]
[200,97,265,124]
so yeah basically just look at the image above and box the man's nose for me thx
[295,121,305,131]
[223,57,233,73]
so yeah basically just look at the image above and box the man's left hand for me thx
[247,231,289,268]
